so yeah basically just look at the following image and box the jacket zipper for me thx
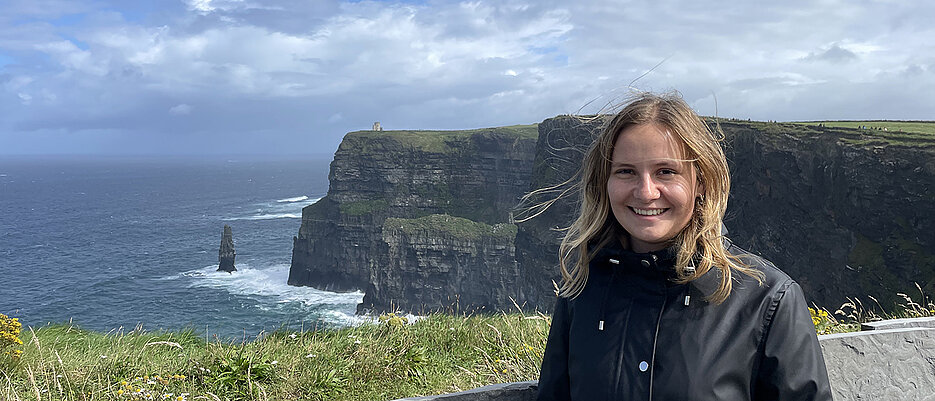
[647,282,669,401]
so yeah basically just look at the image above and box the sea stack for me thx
[218,224,236,272]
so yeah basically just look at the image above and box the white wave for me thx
[222,213,301,221]
[277,195,309,203]
[176,263,365,325]
[223,196,323,221]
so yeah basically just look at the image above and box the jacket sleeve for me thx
[537,295,571,401]
[754,280,833,401]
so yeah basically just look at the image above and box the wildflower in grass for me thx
[305,353,317,358]
[1,313,24,360]
[809,307,835,334]
[289,333,297,339]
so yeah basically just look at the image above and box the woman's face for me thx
[607,123,702,253]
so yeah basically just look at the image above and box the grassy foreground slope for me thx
[1,313,550,401]
[5,295,934,400]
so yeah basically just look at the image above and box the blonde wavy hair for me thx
[557,92,763,303]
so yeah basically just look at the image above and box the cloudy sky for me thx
[1,0,933,155]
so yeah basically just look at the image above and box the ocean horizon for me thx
[0,155,365,339]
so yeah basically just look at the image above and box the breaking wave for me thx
[173,263,366,326]
[277,195,309,203]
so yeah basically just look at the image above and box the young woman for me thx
[536,92,832,400]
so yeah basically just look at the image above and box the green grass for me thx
[1,313,550,401]
[339,199,389,217]
[341,124,539,154]
[3,288,932,400]
[793,120,935,135]
[384,215,517,241]
[790,120,935,147]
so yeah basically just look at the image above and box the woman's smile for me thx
[629,207,667,216]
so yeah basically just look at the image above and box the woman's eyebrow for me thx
[611,158,686,166]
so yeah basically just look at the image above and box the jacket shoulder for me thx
[726,240,793,289]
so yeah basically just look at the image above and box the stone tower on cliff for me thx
[218,225,236,272]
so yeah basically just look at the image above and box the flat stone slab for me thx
[393,381,538,401]
[860,316,935,331]
[819,327,935,401]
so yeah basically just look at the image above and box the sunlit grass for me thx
[0,311,550,401]
[793,120,935,136]
[4,285,933,400]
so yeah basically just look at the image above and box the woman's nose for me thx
[634,175,660,200]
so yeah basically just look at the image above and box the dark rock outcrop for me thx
[218,224,236,272]
[358,214,520,314]
[723,121,935,309]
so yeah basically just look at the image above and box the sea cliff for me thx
[288,126,538,312]
[290,118,935,313]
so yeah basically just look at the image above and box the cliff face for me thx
[723,121,935,308]
[288,126,538,302]
[292,117,934,314]
[519,117,935,310]
[359,214,520,313]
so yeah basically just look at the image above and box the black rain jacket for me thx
[537,239,832,401]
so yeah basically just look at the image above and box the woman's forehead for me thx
[611,123,691,161]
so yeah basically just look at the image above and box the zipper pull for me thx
[684,295,691,306]
[598,320,605,331]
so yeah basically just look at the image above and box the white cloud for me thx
[169,103,193,115]
[1,0,934,154]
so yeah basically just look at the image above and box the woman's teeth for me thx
[632,207,666,216]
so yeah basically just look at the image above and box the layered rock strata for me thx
[358,214,519,314]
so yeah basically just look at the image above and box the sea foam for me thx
[277,195,309,203]
[177,263,366,326]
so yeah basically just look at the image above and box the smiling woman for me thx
[536,92,833,400]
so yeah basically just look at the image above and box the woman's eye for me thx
[616,168,634,175]
[659,169,677,175]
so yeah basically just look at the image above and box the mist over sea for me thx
[0,155,364,339]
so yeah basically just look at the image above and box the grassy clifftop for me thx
[339,124,539,154]
[385,214,517,241]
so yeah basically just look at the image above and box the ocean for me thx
[0,155,364,339]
